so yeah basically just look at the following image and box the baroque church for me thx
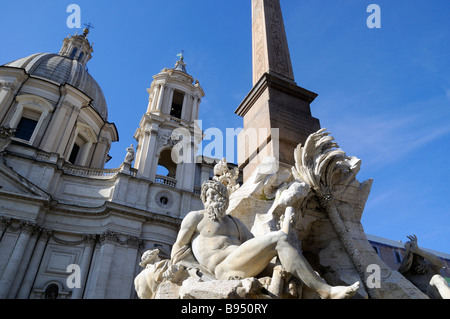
[0,27,238,299]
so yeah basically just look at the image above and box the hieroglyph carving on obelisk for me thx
[252,0,295,85]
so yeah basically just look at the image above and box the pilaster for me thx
[15,228,52,299]
[0,221,36,298]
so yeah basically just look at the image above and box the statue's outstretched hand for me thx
[278,182,310,208]
[406,234,419,253]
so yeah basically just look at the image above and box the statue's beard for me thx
[206,200,227,221]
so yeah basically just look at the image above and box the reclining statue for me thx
[168,179,360,299]
[398,235,450,299]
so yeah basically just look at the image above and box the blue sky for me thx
[1,1,449,254]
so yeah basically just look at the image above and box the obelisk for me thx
[235,0,321,181]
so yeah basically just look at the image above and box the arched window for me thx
[68,139,83,164]
[69,48,78,59]
[78,52,84,62]
[156,165,169,176]
[157,149,177,178]
[44,284,59,299]
[9,95,54,145]
[14,110,40,141]
[170,90,184,119]
[67,122,98,166]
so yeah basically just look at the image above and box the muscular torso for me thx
[191,213,243,272]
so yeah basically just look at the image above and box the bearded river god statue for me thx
[135,129,430,299]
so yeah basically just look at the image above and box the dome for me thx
[3,52,108,120]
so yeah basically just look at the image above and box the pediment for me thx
[0,162,51,200]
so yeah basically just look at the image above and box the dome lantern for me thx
[58,25,94,66]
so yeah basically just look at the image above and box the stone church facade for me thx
[0,28,236,299]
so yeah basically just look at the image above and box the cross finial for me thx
[84,23,94,31]
[177,50,185,61]
[82,23,94,36]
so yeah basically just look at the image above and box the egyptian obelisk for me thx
[235,0,321,181]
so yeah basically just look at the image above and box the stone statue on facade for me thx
[124,144,135,164]
[398,235,450,299]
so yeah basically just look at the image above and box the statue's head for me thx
[213,158,228,177]
[139,249,161,268]
[412,255,429,275]
[200,180,229,221]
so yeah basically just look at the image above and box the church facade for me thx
[0,28,235,299]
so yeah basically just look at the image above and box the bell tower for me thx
[133,54,205,191]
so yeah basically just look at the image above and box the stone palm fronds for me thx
[292,128,376,298]
[292,128,349,196]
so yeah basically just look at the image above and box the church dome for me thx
[4,52,108,120]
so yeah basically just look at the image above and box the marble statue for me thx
[135,128,433,299]
[170,179,359,299]
[135,177,359,299]
[398,235,450,299]
[124,144,135,164]
[212,158,240,195]
[134,249,191,299]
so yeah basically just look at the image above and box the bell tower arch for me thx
[133,54,205,191]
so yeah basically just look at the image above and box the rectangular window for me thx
[170,91,184,119]
[394,250,402,263]
[15,117,38,141]
[69,143,81,164]
[372,245,380,256]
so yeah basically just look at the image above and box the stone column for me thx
[0,221,35,298]
[56,104,81,157]
[71,234,96,299]
[134,127,149,172]
[165,87,174,115]
[148,85,161,113]
[191,97,199,122]
[156,84,166,112]
[84,231,117,299]
[118,236,142,299]
[16,228,52,299]
[0,217,11,239]
[79,141,93,166]
[149,153,160,182]
[0,81,17,123]
[40,99,69,153]
[7,225,40,298]
[138,127,159,180]
[90,137,110,168]
[180,93,189,121]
